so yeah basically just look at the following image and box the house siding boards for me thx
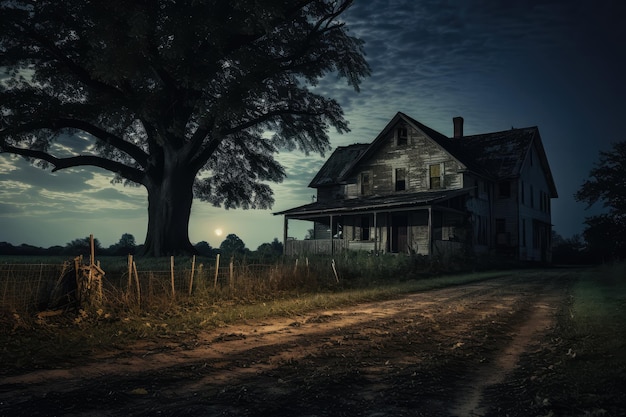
[518,141,554,261]
[348,125,463,197]
[276,112,557,262]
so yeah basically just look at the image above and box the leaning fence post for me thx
[214,254,220,288]
[132,261,140,306]
[170,256,176,299]
[331,258,339,283]
[189,255,196,296]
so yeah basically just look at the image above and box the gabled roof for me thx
[340,112,455,181]
[445,127,557,197]
[446,127,537,178]
[310,112,557,197]
[308,143,369,187]
[274,188,472,217]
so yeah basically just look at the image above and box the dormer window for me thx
[396,127,408,146]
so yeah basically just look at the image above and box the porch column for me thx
[428,206,433,258]
[329,214,334,255]
[283,216,289,255]
[373,212,378,253]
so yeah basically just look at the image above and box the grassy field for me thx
[1,268,506,373]
[2,261,625,412]
[494,264,626,416]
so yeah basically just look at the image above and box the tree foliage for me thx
[0,0,370,256]
[64,236,102,256]
[256,237,284,260]
[575,141,626,261]
[108,233,137,255]
[219,233,248,258]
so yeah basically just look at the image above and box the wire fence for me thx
[0,263,70,314]
[1,257,329,316]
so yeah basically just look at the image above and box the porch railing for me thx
[286,239,359,256]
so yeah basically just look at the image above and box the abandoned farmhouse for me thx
[276,112,558,262]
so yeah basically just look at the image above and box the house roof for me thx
[445,126,558,197]
[274,188,472,217]
[308,143,369,187]
[310,112,557,197]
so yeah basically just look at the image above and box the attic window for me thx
[429,164,442,189]
[395,168,406,191]
[396,127,408,146]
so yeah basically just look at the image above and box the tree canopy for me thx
[575,141,626,261]
[0,0,370,256]
[219,233,248,258]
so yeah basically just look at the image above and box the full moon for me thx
[214,228,223,236]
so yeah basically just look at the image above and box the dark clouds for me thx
[1,0,624,248]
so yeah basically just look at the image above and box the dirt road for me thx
[1,271,571,416]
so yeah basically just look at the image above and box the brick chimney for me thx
[453,116,464,138]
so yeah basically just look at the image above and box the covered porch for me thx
[275,189,472,258]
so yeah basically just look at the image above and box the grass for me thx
[0,269,507,374]
[517,263,626,416]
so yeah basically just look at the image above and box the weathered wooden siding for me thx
[346,122,464,198]
[518,142,553,261]
[493,179,520,253]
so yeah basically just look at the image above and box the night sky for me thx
[1,0,624,250]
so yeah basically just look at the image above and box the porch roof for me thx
[274,188,472,218]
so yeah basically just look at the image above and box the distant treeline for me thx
[0,233,284,261]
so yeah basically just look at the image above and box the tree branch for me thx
[14,118,149,168]
[1,142,144,184]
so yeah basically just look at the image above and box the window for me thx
[360,172,371,195]
[522,219,527,247]
[395,168,406,191]
[429,164,442,189]
[530,185,534,208]
[521,181,525,204]
[498,181,511,199]
[396,127,408,146]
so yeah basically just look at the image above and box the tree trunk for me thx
[141,166,197,257]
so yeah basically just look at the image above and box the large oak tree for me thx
[0,0,369,256]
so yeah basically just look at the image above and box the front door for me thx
[391,215,408,253]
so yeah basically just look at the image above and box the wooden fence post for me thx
[127,254,133,293]
[189,255,196,296]
[214,254,220,288]
[229,258,234,290]
[132,261,140,306]
[170,256,176,299]
[90,234,95,266]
